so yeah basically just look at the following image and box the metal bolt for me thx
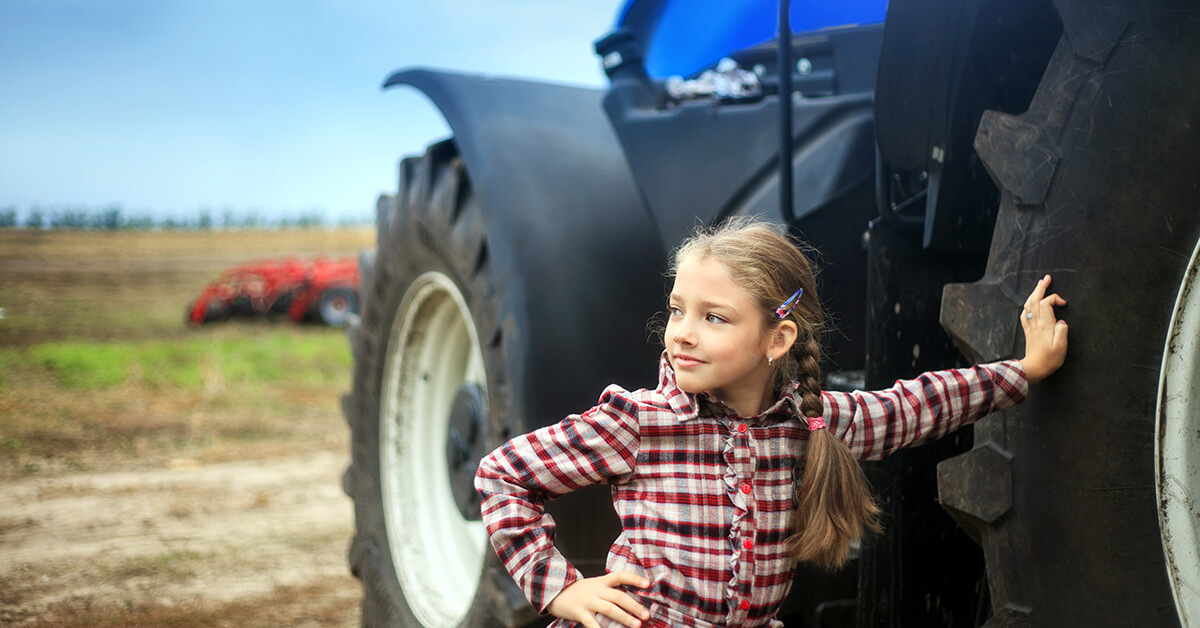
[796,58,813,75]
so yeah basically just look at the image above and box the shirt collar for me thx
[655,351,805,423]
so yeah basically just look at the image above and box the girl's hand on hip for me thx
[1019,274,1069,384]
[546,571,652,628]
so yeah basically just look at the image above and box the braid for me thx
[792,330,824,419]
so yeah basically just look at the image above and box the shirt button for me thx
[743,539,754,550]
[740,600,751,610]
[741,483,752,494]
[738,423,748,434]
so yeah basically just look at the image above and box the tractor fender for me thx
[382,69,668,571]
[383,68,665,411]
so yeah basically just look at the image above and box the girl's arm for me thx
[824,275,1067,460]
[822,361,1027,460]
[474,385,642,615]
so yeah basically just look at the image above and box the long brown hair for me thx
[671,216,881,570]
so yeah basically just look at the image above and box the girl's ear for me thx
[771,320,799,358]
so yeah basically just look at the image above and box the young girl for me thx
[475,218,1068,628]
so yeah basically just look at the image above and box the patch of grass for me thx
[30,343,139,389]
[0,326,351,478]
[12,330,350,392]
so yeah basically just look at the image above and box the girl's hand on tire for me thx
[546,571,652,628]
[1019,274,1069,384]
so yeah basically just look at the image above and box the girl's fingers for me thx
[1025,275,1050,310]
[599,572,650,624]
[595,601,639,628]
[1054,319,1070,347]
[1040,293,1066,310]
[604,592,650,622]
[601,574,650,622]
[604,571,651,588]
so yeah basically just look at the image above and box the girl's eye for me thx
[668,306,682,317]
[705,313,725,324]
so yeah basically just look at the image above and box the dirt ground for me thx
[0,452,360,627]
[0,227,374,627]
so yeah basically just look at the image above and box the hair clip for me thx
[775,288,803,319]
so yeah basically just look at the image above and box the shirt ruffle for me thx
[721,421,750,617]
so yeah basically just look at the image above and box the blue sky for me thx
[0,1,625,224]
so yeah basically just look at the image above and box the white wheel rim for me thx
[381,271,488,628]
[1157,239,1200,628]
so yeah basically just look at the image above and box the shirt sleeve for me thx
[821,359,1028,461]
[474,385,642,613]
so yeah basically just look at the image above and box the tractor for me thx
[342,0,1200,625]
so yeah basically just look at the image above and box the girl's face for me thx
[665,255,777,417]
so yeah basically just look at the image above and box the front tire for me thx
[344,141,542,628]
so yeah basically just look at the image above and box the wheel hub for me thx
[447,383,487,521]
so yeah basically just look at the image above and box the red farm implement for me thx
[187,256,360,327]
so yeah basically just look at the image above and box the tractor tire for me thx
[317,286,357,327]
[343,141,544,628]
[937,1,1200,625]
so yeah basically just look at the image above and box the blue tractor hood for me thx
[614,0,887,79]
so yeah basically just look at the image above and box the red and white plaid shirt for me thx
[475,354,1027,628]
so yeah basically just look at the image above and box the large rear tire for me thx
[937,1,1200,625]
[344,140,542,628]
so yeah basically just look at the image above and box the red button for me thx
[741,483,752,494]
[740,600,751,610]
[743,539,754,550]
[738,423,748,434]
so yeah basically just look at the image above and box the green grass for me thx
[0,325,353,474]
[6,329,351,392]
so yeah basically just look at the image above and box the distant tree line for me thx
[0,204,373,230]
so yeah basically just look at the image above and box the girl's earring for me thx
[768,354,774,366]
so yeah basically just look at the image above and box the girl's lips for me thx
[673,354,705,368]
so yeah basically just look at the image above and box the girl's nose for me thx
[671,317,697,346]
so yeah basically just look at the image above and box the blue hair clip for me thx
[775,288,803,319]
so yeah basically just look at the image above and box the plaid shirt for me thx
[475,354,1027,628]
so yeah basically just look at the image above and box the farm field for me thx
[0,227,374,626]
